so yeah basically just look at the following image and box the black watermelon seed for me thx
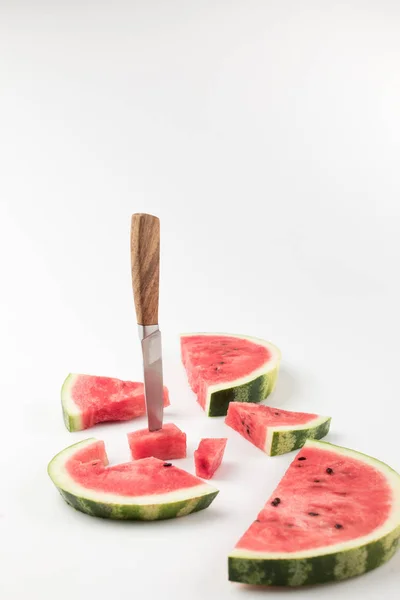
[219,361,225,364]
[314,479,321,483]
[255,519,260,523]
[274,412,280,416]
[246,426,251,436]
[308,512,319,516]
[163,463,172,467]
[335,523,343,529]
[271,497,281,506]
[326,468,334,474]
[298,457,306,461]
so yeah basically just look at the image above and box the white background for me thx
[1,1,400,598]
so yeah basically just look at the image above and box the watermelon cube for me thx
[194,438,227,479]
[127,423,187,460]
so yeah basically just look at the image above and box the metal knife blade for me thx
[140,326,164,431]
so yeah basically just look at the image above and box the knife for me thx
[130,213,164,431]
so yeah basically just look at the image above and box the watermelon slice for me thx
[229,439,400,586]
[225,402,331,456]
[127,423,187,460]
[194,438,227,479]
[61,373,170,432]
[180,333,281,416]
[48,438,218,520]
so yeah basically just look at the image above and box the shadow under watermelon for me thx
[263,366,297,409]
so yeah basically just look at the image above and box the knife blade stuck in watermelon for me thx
[130,213,165,432]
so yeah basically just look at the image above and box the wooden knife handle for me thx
[130,213,160,326]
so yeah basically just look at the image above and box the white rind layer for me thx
[61,373,83,423]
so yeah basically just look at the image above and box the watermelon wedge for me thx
[128,423,187,460]
[229,439,400,586]
[61,373,170,432]
[180,333,281,416]
[48,438,218,520]
[225,402,331,456]
[194,438,227,479]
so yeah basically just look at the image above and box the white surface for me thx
[1,1,400,599]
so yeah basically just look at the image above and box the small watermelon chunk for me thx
[48,438,218,520]
[128,423,187,460]
[225,402,331,455]
[180,333,281,417]
[229,439,400,586]
[61,373,170,432]
[194,438,227,479]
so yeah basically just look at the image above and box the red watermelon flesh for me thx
[226,403,317,449]
[235,443,392,554]
[180,334,275,411]
[194,438,227,479]
[66,441,199,496]
[62,374,170,431]
[128,423,187,460]
[225,402,331,455]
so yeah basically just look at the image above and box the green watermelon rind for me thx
[268,415,332,456]
[58,488,219,520]
[61,373,83,432]
[48,438,219,521]
[180,333,281,417]
[228,439,400,586]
